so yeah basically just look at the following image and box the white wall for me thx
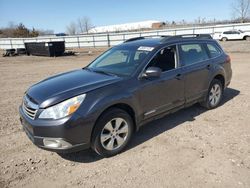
[1,23,250,49]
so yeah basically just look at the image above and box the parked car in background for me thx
[219,30,250,41]
[19,34,232,157]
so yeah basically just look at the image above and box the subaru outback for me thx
[19,34,232,157]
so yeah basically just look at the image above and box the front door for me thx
[138,45,185,119]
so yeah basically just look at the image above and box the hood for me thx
[27,69,121,108]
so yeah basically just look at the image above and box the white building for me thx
[88,20,164,33]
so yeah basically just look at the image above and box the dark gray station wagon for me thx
[20,34,232,157]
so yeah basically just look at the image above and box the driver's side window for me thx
[146,45,177,72]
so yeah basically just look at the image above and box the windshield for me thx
[87,46,150,76]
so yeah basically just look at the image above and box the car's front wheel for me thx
[91,108,133,157]
[201,79,223,109]
[221,37,228,42]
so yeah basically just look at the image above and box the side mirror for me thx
[143,67,162,78]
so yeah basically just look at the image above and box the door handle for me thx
[175,74,182,80]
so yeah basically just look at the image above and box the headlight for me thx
[39,94,86,119]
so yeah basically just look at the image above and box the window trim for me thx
[205,42,222,59]
[138,44,180,79]
[178,42,210,67]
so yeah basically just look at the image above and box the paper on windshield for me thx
[137,46,154,51]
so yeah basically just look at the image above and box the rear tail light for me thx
[226,55,231,63]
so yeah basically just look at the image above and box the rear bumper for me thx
[225,69,232,88]
[19,106,94,153]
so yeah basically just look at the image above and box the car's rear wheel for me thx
[245,36,250,41]
[91,108,133,157]
[201,79,223,109]
[222,37,228,42]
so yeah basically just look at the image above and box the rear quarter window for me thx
[207,43,222,58]
[179,43,209,66]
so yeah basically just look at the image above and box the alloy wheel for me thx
[209,83,222,107]
[100,118,129,151]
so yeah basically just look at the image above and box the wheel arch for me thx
[103,103,137,130]
[90,102,138,143]
[213,74,225,89]
[243,35,250,40]
[221,37,228,41]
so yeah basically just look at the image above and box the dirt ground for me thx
[0,41,250,188]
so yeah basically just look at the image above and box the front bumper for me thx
[19,106,94,153]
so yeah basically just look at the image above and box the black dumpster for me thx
[24,41,65,57]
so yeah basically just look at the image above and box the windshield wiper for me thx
[91,69,117,76]
[83,67,118,76]
[83,67,92,71]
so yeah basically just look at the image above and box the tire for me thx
[221,37,227,42]
[245,36,250,41]
[201,79,223,110]
[91,108,134,157]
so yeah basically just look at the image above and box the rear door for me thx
[178,42,211,103]
[230,31,241,40]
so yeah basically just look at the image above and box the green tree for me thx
[13,23,30,37]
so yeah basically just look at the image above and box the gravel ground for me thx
[0,41,250,188]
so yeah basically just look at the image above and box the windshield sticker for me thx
[138,46,154,51]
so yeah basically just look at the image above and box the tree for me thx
[1,22,16,37]
[232,0,250,23]
[171,21,176,25]
[0,22,50,38]
[13,23,30,37]
[77,16,93,34]
[66,22,77,35]
[181,19,187,25]
[30,28,39,37]
[12,23,39,37]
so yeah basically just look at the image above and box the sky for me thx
[0,0,234,33]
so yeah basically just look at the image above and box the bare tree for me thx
[77,17,93,34]
[66,22,77,35]
[232,0,250,23]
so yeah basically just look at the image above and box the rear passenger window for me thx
[207,44,221,58]
[179,43,209,66]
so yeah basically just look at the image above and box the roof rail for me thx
[161,34,212,43]
[124,37,145,43]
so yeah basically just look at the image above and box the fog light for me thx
[43,138,72,149]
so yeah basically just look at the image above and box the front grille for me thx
[22,95,38,120]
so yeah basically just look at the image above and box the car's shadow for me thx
[59,88,240,163]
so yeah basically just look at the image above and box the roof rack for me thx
[123,34,212,44]
[161,34,212,43]
[124,37,145,43]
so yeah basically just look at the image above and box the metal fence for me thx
[1,23,250,49]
